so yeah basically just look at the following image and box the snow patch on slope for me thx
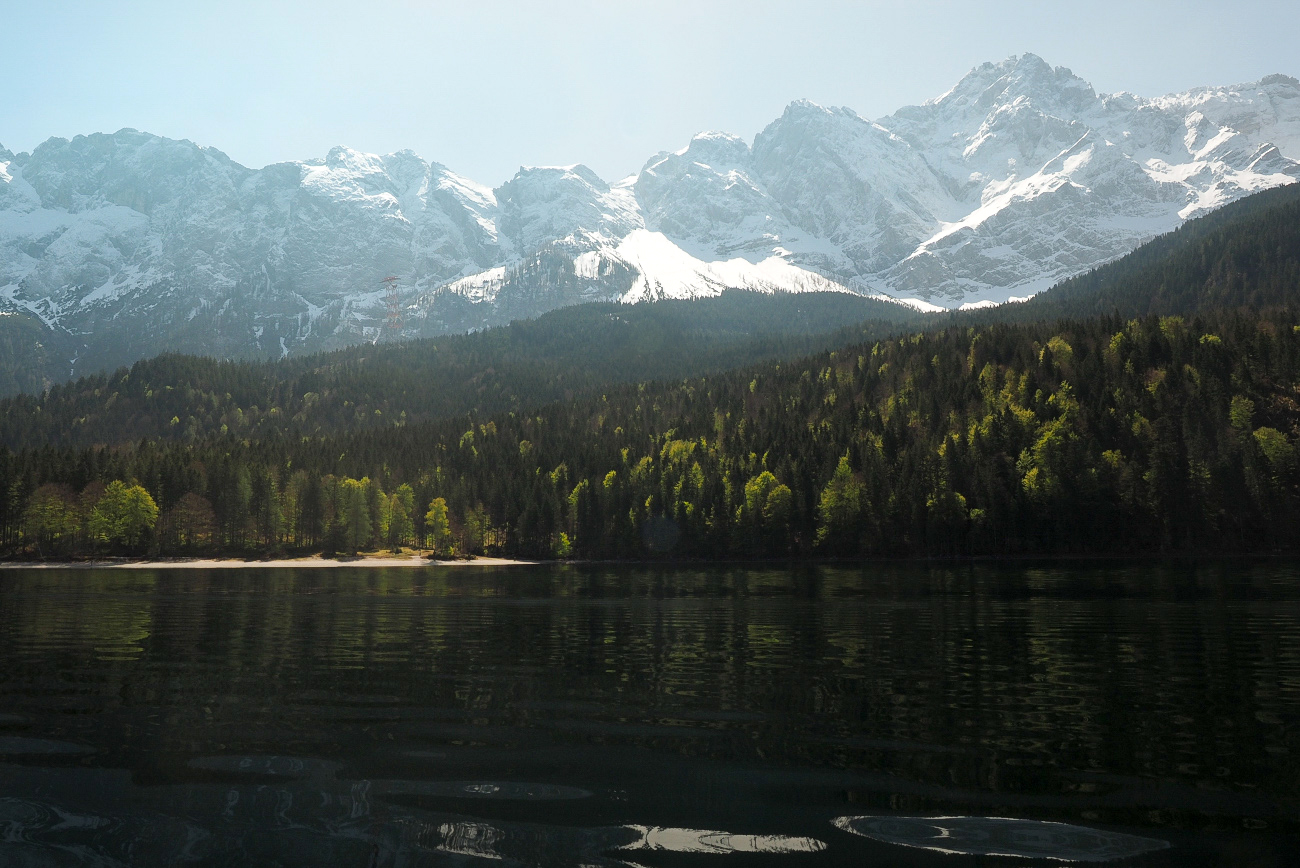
[611,229,848,301]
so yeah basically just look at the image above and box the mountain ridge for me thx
[6,179,1296,451]
[2,54,1297,393]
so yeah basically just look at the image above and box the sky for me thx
[3,0,1298,186]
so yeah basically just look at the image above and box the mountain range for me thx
[4,177,1298,561]
[7,179,1296,452]
[1,53,1297,390]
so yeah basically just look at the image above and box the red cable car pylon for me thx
[382,276,403,336]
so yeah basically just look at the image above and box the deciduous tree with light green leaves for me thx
[817,455,865,554]
[425,496,452,556]
[338,477,372,553]
[88,480,158,551]
[387,484,416,550]
[738,470,793,555]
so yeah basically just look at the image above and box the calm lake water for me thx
[0,562,1297,866]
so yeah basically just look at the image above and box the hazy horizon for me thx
[3,0,1298,185]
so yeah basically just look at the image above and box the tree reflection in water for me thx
[1,562,1298,865]
[0,756,826,866]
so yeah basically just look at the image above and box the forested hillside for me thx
[0,292,920,450]
[0,311,60,398]
[4,309,1297,560]
[987,181,1300,322]
[3,185,1298,562]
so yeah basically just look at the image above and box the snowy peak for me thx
[492,163,641,255]
[678,131,751,165]
[1154,73,1300,160]
[19,129,243,215]
[752,98,951,270]
[2,54,1298,390]
[775,98,841,123]
[838,58,1300,302]
[887,55,1098,168]
[940,54,1097,113]
[635,130,783,260]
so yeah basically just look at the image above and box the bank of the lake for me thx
[0,554,542,569]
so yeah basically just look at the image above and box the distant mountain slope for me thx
[1,55,1296,392]
[0,309,57,397]
[0,291,920,450]
[978,181,1300,322]
[5,173,1299,452]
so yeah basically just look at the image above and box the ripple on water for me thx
[186,755,342,778]
[374,780,593,800]
[833,815,1171,862]
[0,737,95,755]
[0,797,112,844]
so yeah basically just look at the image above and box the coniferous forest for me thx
[2,184,1298,562]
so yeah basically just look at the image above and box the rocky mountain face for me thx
[1,54,1297,391]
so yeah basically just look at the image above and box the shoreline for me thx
[0,555,544,570]
[1,552,1294,570]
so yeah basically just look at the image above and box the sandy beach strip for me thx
[0,555,543,570]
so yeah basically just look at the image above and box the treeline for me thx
[0,291,918,449]
[10,471,464,559]
[3,309,1297,560]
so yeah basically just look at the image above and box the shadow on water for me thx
[0,560,1297,865]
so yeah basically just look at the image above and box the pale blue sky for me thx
[3,0,1297,185]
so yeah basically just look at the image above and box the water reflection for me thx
[0,761,825,867]
[372,780,593,800]
[188,755,342,778]
[616,825,826,854]
[834,814,1170,861]
[0,562,1298,865]
[0,736,95,755]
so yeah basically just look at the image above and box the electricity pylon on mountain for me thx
[382,276,403,338]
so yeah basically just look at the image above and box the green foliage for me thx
[387,484,416,550]
[817,455,866,554]
[425,497,452,556]
[1231,396,1255,431]
[5,306,1298,561]
[88,481,158,551]
[738,471,794,555]
[1255,427,1295,473]
[337,478,372,553]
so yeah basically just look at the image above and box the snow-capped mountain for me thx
[1,54,1297,387]
[638,55,1299,304]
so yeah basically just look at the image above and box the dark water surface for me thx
[1,562,1298,866]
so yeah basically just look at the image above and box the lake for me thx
[0,562,1296,866]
